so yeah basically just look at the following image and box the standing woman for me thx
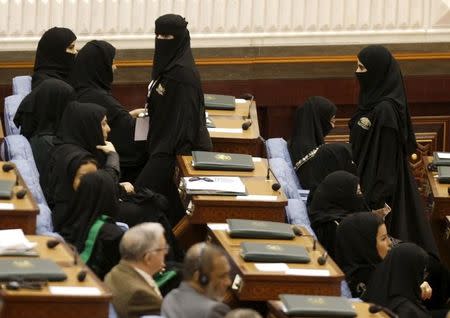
[70,40,147,182]
[32,27,77,89]
[135,14,212,226]
[349,45,437,256]
[288,96,337,176]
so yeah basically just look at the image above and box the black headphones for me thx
[197,243,210,286]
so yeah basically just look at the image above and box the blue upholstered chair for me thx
[3,95,24,135]
[12,75,32,96]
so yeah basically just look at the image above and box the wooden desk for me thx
[0,162,39,234]
[267,300,388,318]
[208,101,262,156]
[423,156,450,266]
[207,226,344,301]
[0,236,111,318]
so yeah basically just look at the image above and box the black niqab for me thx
[289,96,337,164]
[14,78,75,139]
[70,40,115,91]
[32,27,77,89]
[364,243,430,318]
[335,212,384,297]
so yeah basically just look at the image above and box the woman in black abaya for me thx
[135,14,212,226]
[70,40,147,182]
[309,170,368,258]
[349,45,437,256]
[32,27,77,89]
[288,96,337,181]
[13,78,75,176]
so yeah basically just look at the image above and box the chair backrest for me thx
[268,158,301,199]
[12,75,32,96]
[285,198,314,232]
[11,159,47,206]
[3,95,24,135]
[1,134,35,162]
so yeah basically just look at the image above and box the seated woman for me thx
[31,27,77,89]
[308,170,368,258]
[297,142,356,205]
[363,243,448,318]
[335,212,390,298]
[13,78,75,176]
[70,40,147,182]
[43,101,119,231]
[288,96,337,187]
[61,170,124,279]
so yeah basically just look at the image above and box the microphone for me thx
[291,225,317,251]
[368,304,399,318]
[241,93,254,130]
[2,162,19,186]
[47,239,87,282]
[265,165,281,192]
[46,239,61,249]
[317,251,328,265]
[16,188,27,199]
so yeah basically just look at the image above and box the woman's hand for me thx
[120,182,135,194]
[129,108,147,118]
[372,203,391,219]
[420,281,432,300]
[96,141,116,154]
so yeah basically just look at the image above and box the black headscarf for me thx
[61,170,119,251]
[70,40,115,92]
[335,212,384,297]
[309,170,368,227]
[350,45,416,155]
[152,14,200,87]
[298,143,356,193]
[32,27,77,89]
[14,78,75,139]
[58,101,107,154]
[289,96,337,164]
[364,243,430,318]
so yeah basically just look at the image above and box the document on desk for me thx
[182,176,247,195]
[207,127,243,134]
[254,263,289,272]
[0,229,37,255]
[285,268,331,276]
[49,286,102,296]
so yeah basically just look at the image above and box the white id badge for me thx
[134,116,150,141]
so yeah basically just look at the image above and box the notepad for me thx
[182,176,247,196]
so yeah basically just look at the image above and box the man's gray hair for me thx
[182,242,225,280]
[119,222,165,261]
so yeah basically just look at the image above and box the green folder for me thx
[227,219,295,240]
[204,94,235,110]
[0,179,15,199]
[192,151,255,171]
[240,242,310,263]
[433,152,450,166]
[0,259,67,281]
[280,294,357,317]
[438,166,450,183]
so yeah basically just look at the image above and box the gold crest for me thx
[13,260,33,268]
[357,117,371,130]
[251,221,267,228]
[215,153,232,161]
[205,95,216,101]
[307,297,325,305]
[266,244,283,251]
[156,83,165,96]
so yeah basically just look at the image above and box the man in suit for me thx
[105,222,168,318]
[161,242,232,318]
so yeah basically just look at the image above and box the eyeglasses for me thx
[188,177,214,182]
[149,245,170,253]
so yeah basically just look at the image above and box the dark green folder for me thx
[433,152,450,166]
[240,242,310,263]
[280,294,357,317]
[227,219,295,240]
[0,179,15,199]
[192,151,255,171]
[0,259,67,281]
[438,166,450,183]
[204,94,235,110]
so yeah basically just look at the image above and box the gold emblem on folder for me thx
[205,95,216,100]
[307,297,325,305]
[357,117,371,130]
[13,260,33,268]
[215,153,232,161]
[266,244,283,251]
[251,221,267,228]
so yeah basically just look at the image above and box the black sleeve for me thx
[104,151,120,183]
[367,127,398,209]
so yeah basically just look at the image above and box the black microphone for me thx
[16,188,27,199]
[291,225,317,251]
[265,165,281,192]
[317,251,328,265]
[47,239,87,282]
[46,239,61,249]
[368,304,399,318]
[241,93,254,130]
[2,162,19,186]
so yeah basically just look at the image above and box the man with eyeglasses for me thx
[105,222,169,318]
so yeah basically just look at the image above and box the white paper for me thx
[49,286,102,296]
[134,117,149,141]
[437,152,450,159]
[285,268,330,276]
[254,263,289,272]
[236,195,278,201]
[252,157,262,162]
[183,176,246,194]
[207,223,229,231]
[0,203,14,210]
[0,229,36,253]
[207,128,243,134]
[235,98,246,104]
[205,111,209,117]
